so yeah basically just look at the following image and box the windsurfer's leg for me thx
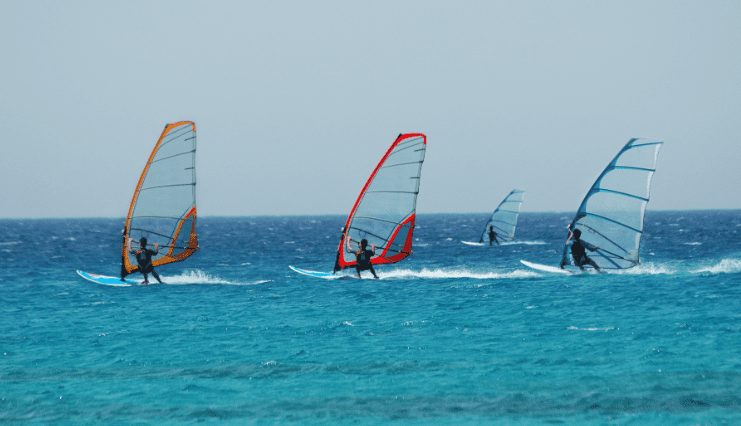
[575,257,586,270]
[370,265,378,279]
[151,269,162,284]
[586,257,602,272]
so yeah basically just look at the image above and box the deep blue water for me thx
[1,211,740,425]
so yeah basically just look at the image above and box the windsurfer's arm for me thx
[153,243,159,255]
[346,237,354,253]
[371,244,376,254]
[584,241,599,252]
[565,224,574,243]
[565,231,574,245]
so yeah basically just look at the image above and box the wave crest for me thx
[380,268,540,280]
[693,258,741,275]
[161,270,270,285]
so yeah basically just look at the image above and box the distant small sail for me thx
[562,138,663,270]
[121,122,198,274]
[337,134,427,268]
[479,189,525,244]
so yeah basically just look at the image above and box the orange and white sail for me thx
[121,121,198,274]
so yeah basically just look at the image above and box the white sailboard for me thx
[519,260,573,275]
[461,241,486,246]
[77,270,143,286]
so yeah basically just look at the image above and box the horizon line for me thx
[1,208,739,220]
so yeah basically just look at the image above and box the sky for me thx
[1,1,739,218]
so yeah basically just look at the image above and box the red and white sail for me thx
[337,133,427,268]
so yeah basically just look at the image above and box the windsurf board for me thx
[77,270,144,286]
[461,241,486,246]
[520,260,573,275]
[289,266,362,279]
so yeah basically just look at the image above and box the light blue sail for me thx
[562,138,663,270]
[480,189,525,244]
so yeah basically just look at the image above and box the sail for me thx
[562,138,663,270]
[337,133,427,268]
[122,121,198,274]
[479,189,525,243]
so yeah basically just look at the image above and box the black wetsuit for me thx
[136,248,157,273]
[356,249,375,271]
[121,247,162,283]
[570,238,599,270]
[355,248,378,278]
[488,230,498,245]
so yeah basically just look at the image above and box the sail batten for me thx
[562,138,662,270]
[479,190,525,244]
[337,134,426,268]
[122,121,198,274]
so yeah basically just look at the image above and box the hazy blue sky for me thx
[1,1,739,218]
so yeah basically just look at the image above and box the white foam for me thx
[568,326,614,332]
[0,241,21,246]
[500,240,547,246]
[378,267,540,280]
[684,242,702,246]
[161,270,270,286]
[693,258,741,275]
[611,262,676,275]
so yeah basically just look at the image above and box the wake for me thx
[501,240,547,246]
[611,262,676,275]
[692,258,741,274]
[379,267,540,280]
[161,270,270,286]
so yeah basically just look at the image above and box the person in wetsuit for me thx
[560,228,601,272]
[333,227,346,274]
[346,237,378,279]
[121,236,163,284]
[487,225,499,246]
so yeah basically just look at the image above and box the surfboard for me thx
[289,266,339,279]
[461,241,486,246]
[520,260,573,275]
[289,266,363,279]
[77,270,143,286]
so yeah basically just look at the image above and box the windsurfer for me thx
[487,226,499,245]
[122,236,163,284]
[560,228,601,272]
[347,237,379,279]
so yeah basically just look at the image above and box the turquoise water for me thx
[1,211,740,425]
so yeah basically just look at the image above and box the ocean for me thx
[1,211,740,425]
